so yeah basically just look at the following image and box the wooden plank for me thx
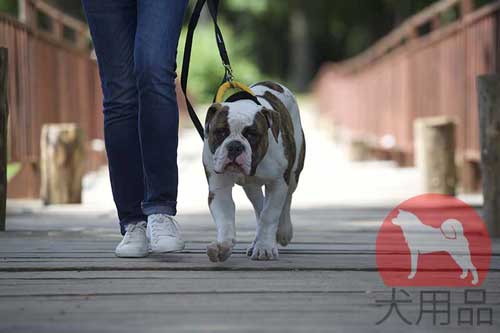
[0,284,498,332]
[0,271,386,297]
[0,47,7,231]
[0,234,498,252]
[0,271,499,297]
[1,269,500,286]
[0,252,498,272]
[1,210,499,331]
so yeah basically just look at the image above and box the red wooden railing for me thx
[0,0,103,164]
[314,0,500,189]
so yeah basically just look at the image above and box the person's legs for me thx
[134,0,188,216]
[82,0,147,235]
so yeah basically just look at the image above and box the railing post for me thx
[40,124,85,205]
[414,116,457,196]
[477,74,500,238]
[51,16,64,41]
[76,28,88,50]
[461,0,474,16]
[17,0,35,28]
[0,48,8,231]
[431,15,441,31]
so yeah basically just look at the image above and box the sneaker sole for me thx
[150,240,185,253]
[115,249,149,258]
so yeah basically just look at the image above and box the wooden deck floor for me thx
[1,207,499,332]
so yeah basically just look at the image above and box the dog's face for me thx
[205,102,280,176]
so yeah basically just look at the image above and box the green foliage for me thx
[475,0,497,7]
[177,21,263,104]
[0,0,17,15]
[7,163,20,182]
[223,0,267,15]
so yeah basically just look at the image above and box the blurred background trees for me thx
[0,0,496,100]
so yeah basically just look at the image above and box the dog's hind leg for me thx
[276,192,293,246]
[408,252,418,279]
[244,185,264,220]
[453,254,479,285]
[452,254,479,285]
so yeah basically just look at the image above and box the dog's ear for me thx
[262,107,280,142]
[205,103,223,135]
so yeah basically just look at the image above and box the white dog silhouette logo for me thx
[391,209,478,285]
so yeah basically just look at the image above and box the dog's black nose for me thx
[227,140,245,160]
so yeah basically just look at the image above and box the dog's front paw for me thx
[249,240,279,260]
[207,240,234,262]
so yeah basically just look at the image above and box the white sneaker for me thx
[115,222,149,258]
[147,214,185,253]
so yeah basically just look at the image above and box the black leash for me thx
[181,0,233,140]
[181,0,261,141]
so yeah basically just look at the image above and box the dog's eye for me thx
[214,128,228,140]
[244,131,258,142]
[248,134,257,141]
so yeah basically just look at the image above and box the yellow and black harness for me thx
[180,0,260,140]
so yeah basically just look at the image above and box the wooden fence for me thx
[314,0,500,190]
[0,1,103,197]
[0,0,103,164]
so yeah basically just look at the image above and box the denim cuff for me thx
[119,216,147,235]
[141,200,177,216]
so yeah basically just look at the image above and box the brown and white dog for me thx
[203,81,305,262]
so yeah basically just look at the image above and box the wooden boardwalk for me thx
[1,207,499,332]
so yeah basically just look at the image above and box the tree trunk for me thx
[477,74,500,237]
[288,0,312,91]
[40,124,86,205]
[414,116,457,195]
[0,48,8,231]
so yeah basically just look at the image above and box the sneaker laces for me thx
[149,215,181,241]
[122,221,147,244]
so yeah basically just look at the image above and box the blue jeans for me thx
[82,0,188,234]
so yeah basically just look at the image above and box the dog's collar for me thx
[223,91,262,106]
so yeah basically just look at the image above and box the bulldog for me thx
[203,81,305,262]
